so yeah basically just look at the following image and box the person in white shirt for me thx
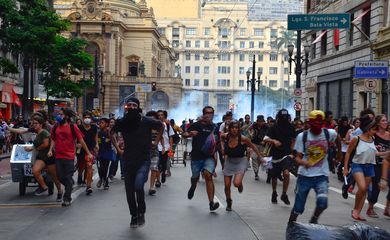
[157,110,174,185]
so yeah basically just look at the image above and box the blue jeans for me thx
[191,158,215,178]
[292,175,328,215]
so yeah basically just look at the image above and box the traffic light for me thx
[151,82,157,91]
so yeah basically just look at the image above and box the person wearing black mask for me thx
[114,97,163,228]
[264,109,296,205]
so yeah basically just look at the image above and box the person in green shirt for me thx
[24,115,62,202]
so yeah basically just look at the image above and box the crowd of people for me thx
[2,97,390,229]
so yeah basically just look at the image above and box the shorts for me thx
[36,152,55,165]
[150,156,159,171]
[270,157,292,178]
[351,163,375,177]
[191,158,215,178]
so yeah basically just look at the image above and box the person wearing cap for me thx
[248,115,268,180]
[264,109,296,205]
[113,97,164,228]
[343,114,378,221]
[289,110,339,224]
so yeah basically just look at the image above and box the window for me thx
[186,40,191,48]
[219,28,229,37]
[249,55,254,61]
[203,92,209,106]
[194,79,200,86]
[271,29,278,38]
[258,41,264,48]
[217,94,230,112]
[204,66,209,74]
[254,28,264,36]
[240,41,245,48]
[258,54,264,61]
[185,53,191,60]
[269,80,277,88]
[158,28,165,35]
[239,80,244,87]
[284,68,289,74]
[257,67,263,74]
[284,53,289,62]
[311,33,317,58]
[270,42,277,49]
[269,67,278,75]
[249,41,254,48]
[204,53,210,60]
[195,40,200,48]
[218,41,231,48]
[175,53,179,60]
[217,79,230,87]
[361,7,371,40]
[195,54,200,61]
[348,13,354,46]
[239,67,245,74]
[172,28,179,37]
[185,66,191,73]
[219,53,231,61]
[195,66,200,74]
[204,27,211,36]
[204,40,210,48]
[185,79,190,86]
[321,30,327,56]
[270,53,278,61]
[218,66,231,74]
[239,53,245,61]
[172,40,180,47]
[186,27,197,35]
[204,79,209,86]
[284,81,289,88]
[240,28,246,36]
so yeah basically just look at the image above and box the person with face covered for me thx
[48,108,93,207]
[264,109,296,205]
[289,110,338,224]
[182,106,220,211]
[113,97,163,228]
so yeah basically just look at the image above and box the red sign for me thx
[294,102,302,111]
[293,88,302,96]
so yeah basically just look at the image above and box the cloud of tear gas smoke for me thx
[168,91,205,123]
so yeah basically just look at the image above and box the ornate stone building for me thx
[54,0,182,115]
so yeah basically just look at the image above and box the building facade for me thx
[148,0,298,116]
[54,0,182,115]
[302,0,389,119]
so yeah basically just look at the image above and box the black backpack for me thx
[167,124,180,145]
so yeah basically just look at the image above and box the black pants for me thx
[98,158,111,183]
[367,164,382,204]
[158,151,168,175]
[108,154,120,177]
[56,158,74,202]
[124,160,150,217]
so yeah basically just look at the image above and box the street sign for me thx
[364,79,377,92]
[354,61,389,79]
[293,88,302,97]
[135,84,152,93]
[93,98,99,109]
[288,13,351,30]
[294,102,302,111]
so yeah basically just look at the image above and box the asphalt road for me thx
[0,155,389,240]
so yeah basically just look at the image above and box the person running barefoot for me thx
[344,114,377,221]
[221,121,263,211]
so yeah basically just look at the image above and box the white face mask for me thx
[84,118,92,125]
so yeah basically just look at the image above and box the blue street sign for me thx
[354,61,389,79]
[288,13,351,30]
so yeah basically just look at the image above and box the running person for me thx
[182,106,220,211]
[97,118,115,190]
[221,121,263,211]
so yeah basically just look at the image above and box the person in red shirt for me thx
[48,108,93,207]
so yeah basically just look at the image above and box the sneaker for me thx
[56,193,63,202]
[238,184,243,193]
[226,199,232,211]
[281,193,290,205]
[384,207,390,217]
[86,187,93,195]
[161,173,166,183]
[209,201,220,211]
[255,174,259,181]
[271,192,278,204]
[130,216,138,228]
[34,187,48,196]
[366,208,379,218]
[61,200,71,207]
[342,185,348,199]
[187,185,196,200]
[109,175,114,181]
[137,214,145,227]
[155,181,161,188]
[96,179,102,188]
[148,189,156,196]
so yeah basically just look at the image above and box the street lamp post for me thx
[287,36,310,119]
[246,55,262,121]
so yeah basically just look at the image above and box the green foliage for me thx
[0,57,19,74]
[273,31,297,52]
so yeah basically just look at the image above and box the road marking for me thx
[70,173,99,200]
[328,186,386,210]
[0,202,61,209]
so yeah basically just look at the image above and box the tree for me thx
[39,35,93,99]
[274,30,297,51]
